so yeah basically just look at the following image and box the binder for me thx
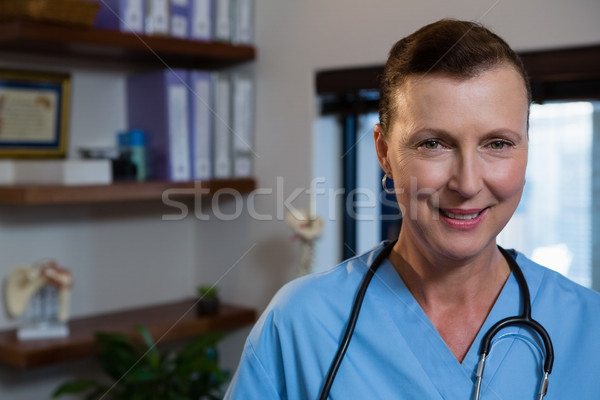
[170,0,190,39]
[127,69,192,181]
[231,72,254,177]
[145,0,170,35]
[188,71,213,180]
[213,0,231,42]
[94,0,145,33]
[190,0,212,41]
[232,0,253,45]
[212,72,232,178]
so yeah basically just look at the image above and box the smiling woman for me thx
[225,19,600,400]
[375,65,529,265]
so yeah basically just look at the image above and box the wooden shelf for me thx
[0,299,256,369]
[0,20,255,69]
[0,178,256,205]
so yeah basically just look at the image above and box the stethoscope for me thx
[318,240,554,400]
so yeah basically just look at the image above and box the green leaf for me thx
[97,347,141,380]
[51,379,103,397]
[197,285,218,298]
[53,329,230,400]
[122,367,161,383]
[134,325,162,369]
[135,325,157,351]
[175,333,224,363]
[84,386,111,400]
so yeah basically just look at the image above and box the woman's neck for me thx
[391,235,509,304]
[390,236,511,362]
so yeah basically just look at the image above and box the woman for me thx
[225,19,600,399]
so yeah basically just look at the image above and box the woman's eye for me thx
[489,140,509,150]
[422,140,441,150]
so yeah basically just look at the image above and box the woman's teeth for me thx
[442,211,481,220]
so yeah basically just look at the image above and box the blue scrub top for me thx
[225,242,600,399]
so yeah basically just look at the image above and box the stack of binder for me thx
[126,69,255,182]
[94,0,254,44]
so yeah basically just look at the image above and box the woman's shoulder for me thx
[271,242,388,312]
[249,242,389,339]
[515,251,600,307]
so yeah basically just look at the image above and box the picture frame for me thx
[0,69,71,158]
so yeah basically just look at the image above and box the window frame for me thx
[316,44,600,105]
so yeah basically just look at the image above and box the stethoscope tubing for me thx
[317,241,396,400]
[480,247,554,374]
[319,241,396,400]
[318,242,554,400]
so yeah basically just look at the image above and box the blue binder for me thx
[94,0,145,33]
[127,69,192,182]
[171,0,190,39]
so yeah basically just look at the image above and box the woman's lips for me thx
[438,208,487,230]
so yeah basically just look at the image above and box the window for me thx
[498,101,597,287]
[314,45,600,287]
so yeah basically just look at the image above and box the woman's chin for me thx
[429,236,495,262]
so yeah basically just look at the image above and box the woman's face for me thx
[375,65,529,261]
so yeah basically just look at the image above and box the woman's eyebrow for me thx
[483,129,524,140]
[407,128,455,142]
[408,128,524,142]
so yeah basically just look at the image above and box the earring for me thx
[382,174,395,194]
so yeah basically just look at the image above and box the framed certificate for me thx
[0,70,71,157]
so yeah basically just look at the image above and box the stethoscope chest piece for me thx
[474,248,553,400]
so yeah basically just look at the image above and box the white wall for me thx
[0,0,599,398]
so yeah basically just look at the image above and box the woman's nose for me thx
[447,152,483,198]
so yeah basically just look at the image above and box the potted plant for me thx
[52,325,229,400]
[196,285,220,316]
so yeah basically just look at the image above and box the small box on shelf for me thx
[0,159,112,185]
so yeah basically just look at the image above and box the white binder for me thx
[214,0,231,42]
[189,71,213,180]
[232,73,254,177]
[190,0,212,41]
[145,0,170,35]
[232,0,254,44]
[213,73,232,178]
[167,83,191,181]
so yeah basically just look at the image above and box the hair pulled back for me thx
[378,19,530,135]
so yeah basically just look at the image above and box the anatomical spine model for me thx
[4,260,73,340]
[286,209,324,275]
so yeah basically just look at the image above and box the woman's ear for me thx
[374,124,391,174]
